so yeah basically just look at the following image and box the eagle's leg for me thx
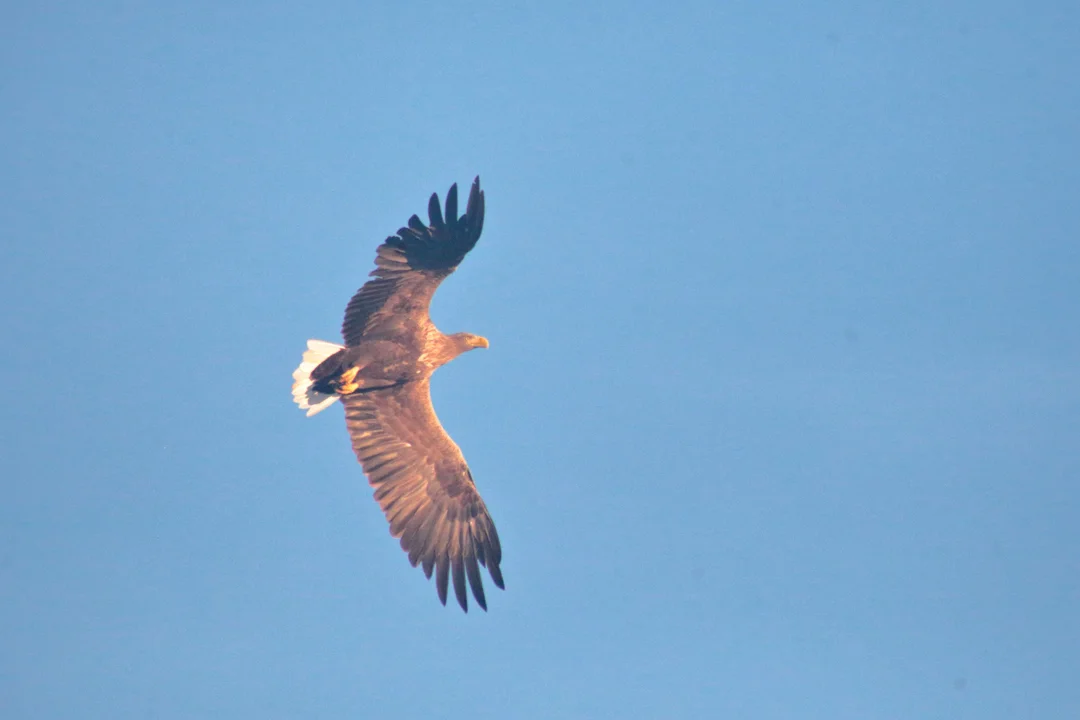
[310,363,363,396]
[335,366,361,394]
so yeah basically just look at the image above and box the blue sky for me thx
[2,2,1078,718]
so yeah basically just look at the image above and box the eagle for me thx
[291,177,503,612]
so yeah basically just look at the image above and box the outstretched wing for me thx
[342,177,485,346]
[342,380,504,611]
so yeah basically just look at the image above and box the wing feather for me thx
[428,192,444,230]
[444,183,458,230]
[435,550,450,606]
[341,178,485,346]
[464,542,486,610]
[451,529,467,611]
[342,379,503,611]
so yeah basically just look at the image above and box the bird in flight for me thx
[291,177,503,611]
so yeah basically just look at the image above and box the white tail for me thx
[292,339,345,417]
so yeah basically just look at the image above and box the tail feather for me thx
[292,339,345,416]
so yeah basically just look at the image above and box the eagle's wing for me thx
[342,177,485,346]
[342,379,503,611]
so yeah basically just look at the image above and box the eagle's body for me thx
[291,178,503,612]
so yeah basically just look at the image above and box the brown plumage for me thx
[291,177,503,611]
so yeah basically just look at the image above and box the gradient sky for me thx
[2,2,1078,718]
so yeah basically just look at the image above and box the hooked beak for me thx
[469,335,490,349]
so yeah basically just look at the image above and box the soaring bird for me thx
[291,177,503,611]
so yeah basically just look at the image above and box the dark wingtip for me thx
[428,192,444,229]
[466,177,484,239]
[444,182,459,228]
[452,557,468,612]
[436,557,450,606]
[407,214,427,233]
[466,553,487,611]
[489,562,505,590]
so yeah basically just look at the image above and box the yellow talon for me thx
[336,366,360,395]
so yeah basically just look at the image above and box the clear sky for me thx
[2,2,1078,718]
